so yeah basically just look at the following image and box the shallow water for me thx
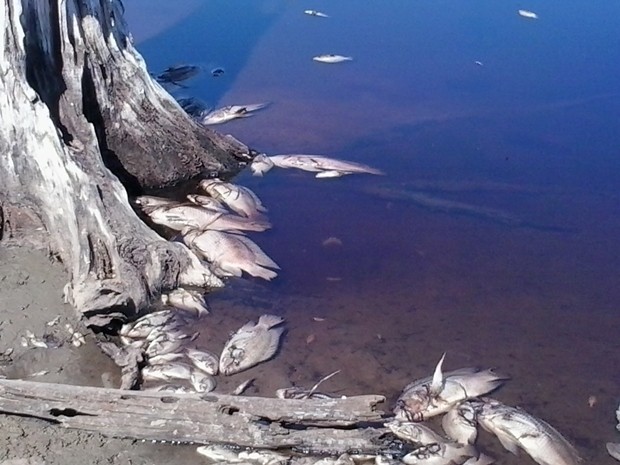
[127,0,620,463]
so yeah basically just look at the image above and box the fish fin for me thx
[430,352,446,395]
[258,314,285,329]
[465,369,509,397]
[246,265,278,280]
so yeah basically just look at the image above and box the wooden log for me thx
[0,379,395,455]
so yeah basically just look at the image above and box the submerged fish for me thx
[146,204,270,232]
[220,314,285,375]
[252,154,384,178]
[156,64,200,86]
[402,442,477,465]
[199,179,268,218]
[394,353,507,421]
[518,9,538,19]
[176,96,211,118]
[183,229,279,280]
[442,402,479,445]
[304,9,329,18]
[199,103,269,125]
[474,398,581,465]
[313,54,353,64]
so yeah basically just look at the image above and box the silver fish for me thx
[313,54,353,64]
[199,103,269,125]
[220,314,285,375]
[146,204,270,232]
[442,402,478,444]
[385,421,447,445]
[120,309,180,338]
[231,378,255,395]
[268,154,384,177]
[250,154,276,176]
[196,445,247,463]
[148,352,186,365]
[518,9,538,19]
[186,347,219,375]
[199,179,268,218]
[142,362,192,381]
[463,454,495,465]
[134,195,180,208]
[144,383,193,394]
[304,9,329,18]
[183,229,279,281]
[161,288,210,316]
[607,443,620,461]
[474,398,581,465]
[394,353,507,421]
[190,370,216,393]
[186,194,228,213]
[145,334,186,357]
[402,442,477,465]
[238,450,290,465]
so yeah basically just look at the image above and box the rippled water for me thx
[127,0,620,463]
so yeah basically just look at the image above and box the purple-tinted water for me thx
[126,0,620,462]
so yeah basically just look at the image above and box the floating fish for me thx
[161,288,210,316]
[251,154,383,178]
[304,9,329,18]
[186,347,219,375]
[313,54,353,64]
[394,353,507,421]
[199,179,268,218]
[199,103,269,125]
[442,402,479,444]
[190,370,216,393]
[220,314,285,375]
[144,383,193,394]
[474,61,484,67]
[518,9,538,19]
[148,352,186,365]
[142,362,193,381]
[402,442,477,465]
[474,398,581,465]
[176,97,212,119]
[186,194,228,213]
[155,64,200,86]
[211,67,225,77]
[120,309,188,339]
[183,229,279,280]
[146,204,270,233]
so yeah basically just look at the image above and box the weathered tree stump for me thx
[0,0,252,327]
[0,379,394,455]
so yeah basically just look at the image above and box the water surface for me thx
[128,1,620,463]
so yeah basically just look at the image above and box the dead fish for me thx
[161,288,210,316]
[146,204,270,232]
[186,194,228,213]
[144,383,193,394]
[120,309,180,338]
[442,402,479,444]
[155,64,200,86]
[134,195,180,209]
[199,179,268,218]
[238,450,289,465]
[607,443,620,461]
[199,103,269,125]
[249,154,276,176]
[186,347,219,375]
[276,370,340,399]
[231,378,255,395]
[265,154,384,178]
[190,370,216,393]
[463,454,495,465]
[177,96,211,118]
[402,442,477,465]
[183,229,279,281]
[385,420,448,445]
[148,352,186,365]
[304,9,329,18]
[518,9,538,19]
[220,314,285,375]
[313,54,353,64]
[394,353,507,421]
[145,335,185,358]
[142,362,192,381]
[474,398,581,465]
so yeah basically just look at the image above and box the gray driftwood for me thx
[0,0,250,327]
[0,379,392,455]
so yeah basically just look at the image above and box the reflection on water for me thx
[127,0,620,463]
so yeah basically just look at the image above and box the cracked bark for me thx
[0,0,251,327]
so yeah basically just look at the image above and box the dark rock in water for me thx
[156,64,201,85]
[211,67,225,77]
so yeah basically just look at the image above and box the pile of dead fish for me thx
[120,306,285,394]
[191,353,583,465]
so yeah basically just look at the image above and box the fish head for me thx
[220,344,247,375]
[394,394,430,422]
[250,154,274,176]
